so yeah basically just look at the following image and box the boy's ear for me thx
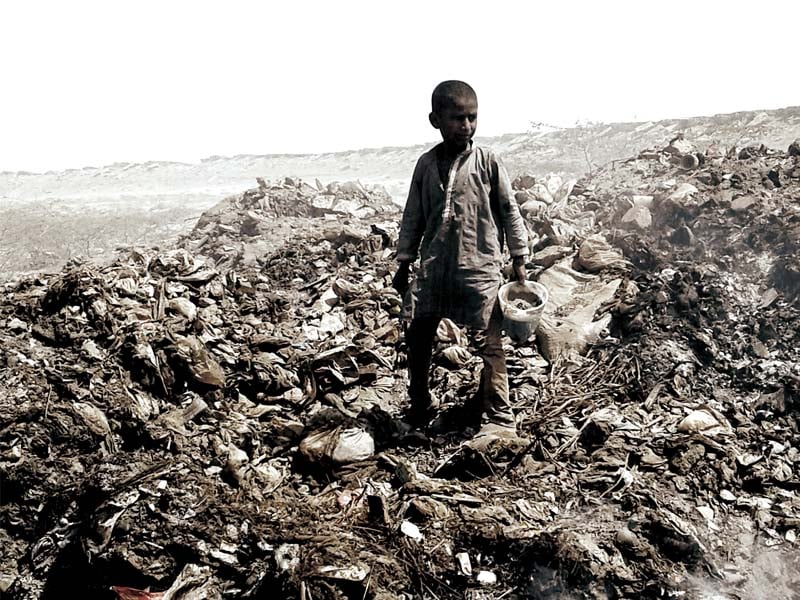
[429,111,440,129]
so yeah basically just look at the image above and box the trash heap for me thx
[1,144,800,600]
[181,177,396,270]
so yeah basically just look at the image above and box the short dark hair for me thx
[431,80,477,114]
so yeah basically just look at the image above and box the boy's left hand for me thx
[512,256,527,282]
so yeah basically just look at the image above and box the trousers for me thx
[405,300,514,425]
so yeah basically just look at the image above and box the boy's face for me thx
[429,94,478,152]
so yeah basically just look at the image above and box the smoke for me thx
[520,563,584,600]
[689,537,800,600]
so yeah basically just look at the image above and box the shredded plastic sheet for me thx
[536,259,622,361]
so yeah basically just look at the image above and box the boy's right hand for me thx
[392,262,411,296]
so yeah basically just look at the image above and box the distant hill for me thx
[2,105,799,276]
[494,106,800,179]
[2,106,799,207]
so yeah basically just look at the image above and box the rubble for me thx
[299,427,375,465]
[179,176,396,270]
[2,147,800,600]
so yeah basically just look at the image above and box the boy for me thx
[393,80,529,435]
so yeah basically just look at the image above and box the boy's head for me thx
[429,80,478,152]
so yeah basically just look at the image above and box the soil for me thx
[511,298,538,311]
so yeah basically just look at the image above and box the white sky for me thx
[1,0,797,172]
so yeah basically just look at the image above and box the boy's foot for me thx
[402,393,440,428]
[394,425,430,446]
[428,402,481,434]
[466,421,528,452]
[475,421,519,439]
[404,404,436,428]
[482,407,516,429]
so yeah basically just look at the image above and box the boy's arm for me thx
[490,152,529,281]
[397,157,426,262]
[393,157,426,294]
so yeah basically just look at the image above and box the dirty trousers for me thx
[406,301,514,425]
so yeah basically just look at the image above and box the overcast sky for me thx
[1,0,797,172]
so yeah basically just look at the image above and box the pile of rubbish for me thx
[180,177,397,270]
[2,141,800,600]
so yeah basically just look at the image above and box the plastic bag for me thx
[576,235,629,273]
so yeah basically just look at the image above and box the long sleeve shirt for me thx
[396,143,529,328]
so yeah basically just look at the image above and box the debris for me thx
[275,544,300,573]
[621,205,653,230]
[81,339,106,361]
[408,497,450,521]
[730,195,758,211]
[3,137,800,599]
[111,586,164,600]
[367,494,391,526]
[512,174,537,190]
[666,136,696,155]
[72,401,111,436]
[476,570,497,585]
[696,505,715,522]
[168,297,198,320]
[7,317,27,332]
[577,235,629,273]
[677,407,731,436]
[316,564,369,582]
[670,225,695,246]
[112,564,220,600]
[436,318,466,346]
[455,552,472,576]
[224,445,250,484]
[667,182,698,202]
[536,261,621,361]
[531,245,573,268]
[299,427,375,465]
[400,520,424,542]
[173,335,226,387]
[440,345,473,367]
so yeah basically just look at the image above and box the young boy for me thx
[393,80,529,434]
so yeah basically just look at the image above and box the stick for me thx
[44,385,52,420]
[552,420,592,458]
[361,573,371,600]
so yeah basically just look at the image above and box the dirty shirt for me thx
[396,143,529,329]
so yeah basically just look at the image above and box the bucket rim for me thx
[499,281,549,308]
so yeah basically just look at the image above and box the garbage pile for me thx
[503,137,800,597]
[180,177,397,270]
[1,146,800,600]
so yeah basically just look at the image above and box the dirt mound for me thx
[2,149,800,599]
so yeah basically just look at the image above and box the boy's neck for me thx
[438,140,471,158]
[436,143,467,185]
